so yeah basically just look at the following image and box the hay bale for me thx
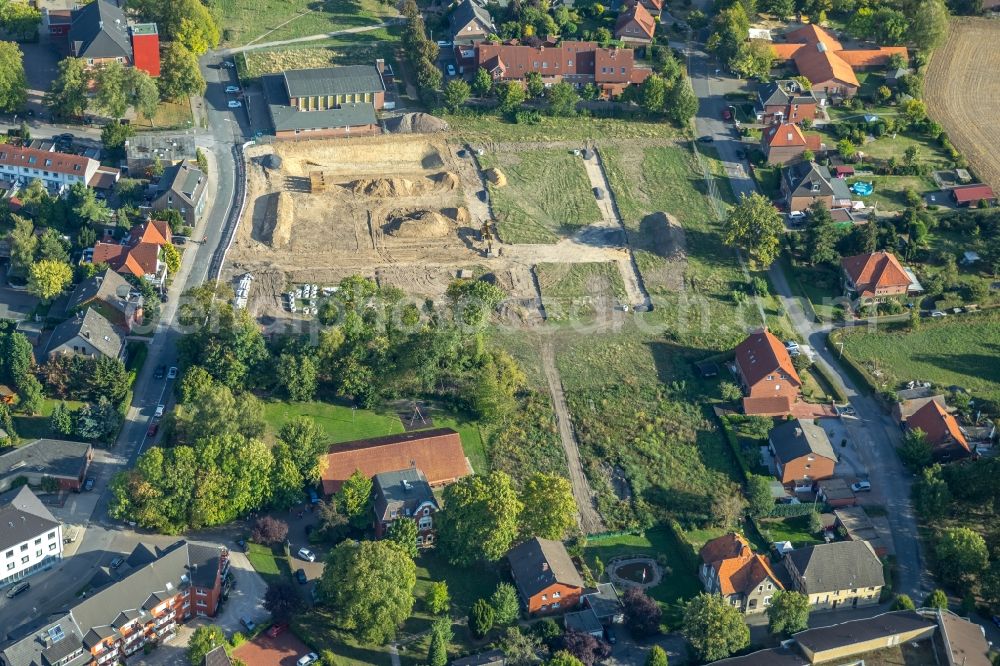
[386,210,454,238]
[272,191,294,248]
[485,168,507,187]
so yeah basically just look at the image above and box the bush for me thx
[251,516,289,545]
[470,598,495,638]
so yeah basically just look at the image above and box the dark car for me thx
[604,626,617,644]
[295,568,308,585]
[147,422,159,437]
[698,135,714,143]
[5,581,29,598]
[593,187,605,200]
[153,365,166,379]
[83,477,95,492]
[305,524,314,537]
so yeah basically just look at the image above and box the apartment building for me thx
[0,541,229,666]
[0,145,101,193]
[0,487,63,589]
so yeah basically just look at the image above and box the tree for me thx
[923,589,948,609]
[720,381,743,402]
[278,417,325,485]
[766,590,810,635]
[264,581,304,622]
[623,587,661,638]
[899,428,933,470]
[724,193,785,267]
[0,42,26,112]
[0,3,41,41]
[187,625,227,665]
[438,471,522,565]
[427,618,451,666]
[161,243,181,275]
[50,401,74,436]
[746,474,774,517]
[804,201,839,266]
[891,594,916,610]
[159,42,206,100]
[470,598,495,638]
[547,81,579,116]
[386,518,418,558]
[130,0,220,51]
[8,216,36,276]
[27,260,73,301]
[907,0,949,51]
[548,652,584,666]
[251,516,288,545]
[526,71,545,98]
[903,145,920,167]
[94,62,130,118]
[560,630,611,666]
[519,473,577,540]
[498,626,542,666]
[646,646,668,666]
[425,581,450,614]
[473,68,493,97]
[443,79,471,111]
[838,138,857,161]
[935,527,988,588]
[45,57,89,118]
[337,470,374,525]
[665,75,699,125]
[128,67,160,121]
[682,593,750,662]
[270,443,305,509]
[914,464,951,519]
[711,491,748,529]
[731,40,776,81]
[275,353,318,403]
[640,73,667,116]
[491,582,521,626]
[318,540,416,644]
[17,375,43,415]
[496,80,527,114]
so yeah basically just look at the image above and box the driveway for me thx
[217,548,269,633]
[17,38,63,119]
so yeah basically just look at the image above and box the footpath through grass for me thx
[211,0,398,47]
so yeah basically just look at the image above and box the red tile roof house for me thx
[474,41,652,98]
[762,122,823,165]
[614,2,656,45]
[508,537,586,615]
[772,25,907,99]
[699,533,785,613]
[950,183,996,207]
[320,428,472,495]
[905,400,973,462]
[841,251,919,308]
[733,329,802,416]
[92,219,172,288]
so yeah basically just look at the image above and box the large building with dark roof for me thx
[507,537,585,615]
[67,0,160,77]
[0,486,63,589]
[262,63,388,139]
[372,468,440,546]
[0,540,229,666]
[783,540,884,609]
[0,439,93,494]
[151,163,207,227]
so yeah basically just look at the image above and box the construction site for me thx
[222,132,651,324]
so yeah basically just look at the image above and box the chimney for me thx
[542,562,549,572]
[795,427,803,437]
[375,58,385,74]
[96,276,103,285]
[99,20,104,30]
[83,330,91,339]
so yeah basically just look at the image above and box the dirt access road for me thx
[925,18,1000,190]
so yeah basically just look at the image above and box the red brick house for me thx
[614,2,656,44]
[841,251,914,307]
[733,329,802,416]
[950,183,996,207]
[762,122,822,165]
[372,468,441,547]
[321,428,471,495]
[474,41,651,98]
[699,534,784,614]
[768,418,837,488]
[906,400,973,461]
[756,79,819,125]
[508,537,585,615]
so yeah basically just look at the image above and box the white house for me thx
[0,486,63,589]
[0,144,101,193]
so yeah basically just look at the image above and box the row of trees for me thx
[402,0,442,107]
[0,321,43,417]
[682,590,811,661]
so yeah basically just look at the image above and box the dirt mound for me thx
[442,206,471,225]
[434,171,460,190]
[272,192,294,248]
[646,212,686,259]
[386,210,455,238]
[383,113,450,134]
[349,177,416,197]
[485,168,507,187]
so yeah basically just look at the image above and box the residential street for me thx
[685,43,929,600]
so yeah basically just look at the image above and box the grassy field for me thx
[836,310,1000,403]
[479,149,602,244]
[782,258,843,321]
[756,515,823,548]
[857,131,953,169]
[237,29,400,78]
[444,113,685,143]
[134,101,193,130]
[210,0,398,47]
[12,398,86,442]
[846,175,936,212]
[535,262,628,320]
[245,542,293,586]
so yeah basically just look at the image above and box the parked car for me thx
[308,489,319,504]
[295,568,308,584]
[146,422,159,437]
[153,365,165,379]
[838,406,856,416]
[240,616,256,632]
[785,341,799,350]
[83,477,95,491]
[225,85,241,93]
[697,135,714,143]
[605,626,617,644]
[228,100,242,108]
[297,654,319,666]
[852,480,872,492]
[297,547,316,562]
[593,187,605,199]
[446,63,456,76]
[267,623,287,638]
[787,211,806,221]
[154,404,165,418]
[110,556,125,569]
[221,60,235,68]
[930,310,946,317]
[5,581,29,598]
[992,615,1000,629]
[167,366,178,379]
[721,108,732,121]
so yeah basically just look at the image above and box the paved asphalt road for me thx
[684,44,929,601]
[0,55,247,635]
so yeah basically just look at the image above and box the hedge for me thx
[767,502,830,518]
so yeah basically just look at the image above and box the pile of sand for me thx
[386,210,455,238]
[434,171,460,190]
[485,168,507,187]
[350,177,416,197]
[442,206,471,224]
[383,113,451,134]
[271,192,294,248]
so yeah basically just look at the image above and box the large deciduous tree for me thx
[766,590,810,635]
[438,471,523,565]
[27,259,73,301]
[519,473,577,540]
[159,42,206,100]
[623,587,662,638]
[45,57,89,119]
[936,528,988,590]
[318,540,416,644]
[724,192,785,267]
[186,625,227,665]
[0,41,26,112]
[682,593,750,662]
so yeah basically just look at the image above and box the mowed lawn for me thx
[12,398,86,442]
[535,262,628,320]
[211,0,398,47]
[846,175,936,211]
[479,149,601,244]
[838,311,1000,403]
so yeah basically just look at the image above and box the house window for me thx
[20,544,27,552]
[48,532,55,540]
[196,600,207,607]
[552,602,561,609]
[5,562,13,570]
[21,556,29,564]
[390,510,398,518]
[49,543,57,551]
[34,538,41,546]
[764,596,773,606]
[419,517,432,530]
[541,595,548,601]
[4,550,11,558]
[767,375,774,381]
[423,507,430,516]
[425,534,434,543]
